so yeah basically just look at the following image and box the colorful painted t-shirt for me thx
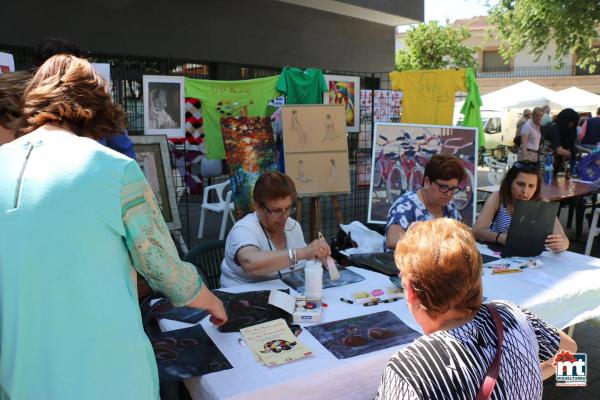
[384,190,461,252]
[185,75,280,159]
[276,66,327,104]
[389,69,467,125]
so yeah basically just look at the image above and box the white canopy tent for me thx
[555,87,600,112]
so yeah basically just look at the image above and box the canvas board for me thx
[281,104,350,197]
[368,123,477,226]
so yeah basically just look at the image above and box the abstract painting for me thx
[323,74,360,132]
[305,311,420,359]
[368,123,477,226]
[220,116,278,218]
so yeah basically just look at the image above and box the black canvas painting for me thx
[150,324,232,381]
[306,311,421,359]
[281,267,365,294]
[214,289,293,333]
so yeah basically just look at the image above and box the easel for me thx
[296,195,344,241]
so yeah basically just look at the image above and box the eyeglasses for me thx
[263,204,296,218]
[433,181,461,195]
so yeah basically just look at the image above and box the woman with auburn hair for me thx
[0,54,227,400]
[220,171,331,287]
[0,70,30,145]
[376,218,576,400]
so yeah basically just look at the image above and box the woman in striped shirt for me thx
[376,219,576,400]
[472,161,569,252]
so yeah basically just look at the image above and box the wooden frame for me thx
[323,74,361,133]
[130,135,181,230]
[143,75,185,138]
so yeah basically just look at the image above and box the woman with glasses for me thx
[220,171,331,287]
[473,161,569,252]
[385,154,465,251]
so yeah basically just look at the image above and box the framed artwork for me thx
[143,75,185,138]
[130,135,181,230]
[323,74,360,133]
[368,123,477,226]
[281,104,350,197]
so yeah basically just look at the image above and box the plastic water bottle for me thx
[544,154,554,184]
[304,260,323,299]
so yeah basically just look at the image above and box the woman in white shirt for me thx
[220,171,331,287]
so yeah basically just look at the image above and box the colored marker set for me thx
[339,287,403,306]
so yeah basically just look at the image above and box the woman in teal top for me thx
[0,55,227,400]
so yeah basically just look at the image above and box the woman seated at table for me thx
[384,154,464,251]
[376,218,576,400]
[220,171,331,287]
[473,161,569,252]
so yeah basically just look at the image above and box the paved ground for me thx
[179,167,600,399]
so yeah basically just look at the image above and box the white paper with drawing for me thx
[281,105,350,197]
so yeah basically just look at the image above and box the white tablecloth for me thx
[160,250,600,400]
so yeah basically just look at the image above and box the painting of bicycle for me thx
[367,123,477,226]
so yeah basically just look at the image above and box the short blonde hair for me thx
[395,218,482,319]
[0,70,31,129]
[19,54,124,139]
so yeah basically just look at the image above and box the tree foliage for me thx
[489,0,600,71]
[395,21,479,71]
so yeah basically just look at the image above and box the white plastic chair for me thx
[198,181,235,240]
[483,156,508,173]
[506,152,518,168]
[585,207,600,256]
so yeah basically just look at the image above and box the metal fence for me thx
[2,43,569,251]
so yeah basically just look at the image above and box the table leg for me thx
[576,197,585,240]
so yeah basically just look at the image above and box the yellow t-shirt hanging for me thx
[389,69,466,125]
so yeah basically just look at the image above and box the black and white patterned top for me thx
[376,301,560,400]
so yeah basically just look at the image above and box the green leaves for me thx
[488,0,600,71]
[395,21,479,71]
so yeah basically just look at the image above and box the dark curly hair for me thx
[18,54,125,140]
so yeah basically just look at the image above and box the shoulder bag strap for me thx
[475,303,504,400]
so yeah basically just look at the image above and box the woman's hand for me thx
[545,233,569,253]
[188,285,228,326]
[303,238,332,260]
[498,233,507,246]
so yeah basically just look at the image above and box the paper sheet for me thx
[240,319,312,367]
[339,221,384,255]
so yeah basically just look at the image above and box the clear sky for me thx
[398,0,497,31]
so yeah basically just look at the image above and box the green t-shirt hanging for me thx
[185,75,280,159]
[276,66,327,104]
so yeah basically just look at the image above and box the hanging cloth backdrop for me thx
[389,68,467,125]
[460,67,485,147]
[221,116,278,218]
[184,76,280,160]
[276,66,327,105]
